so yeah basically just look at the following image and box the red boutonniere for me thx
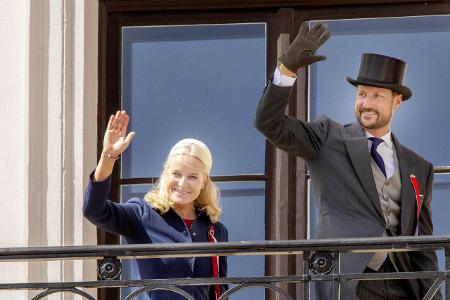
[409,174,422,236]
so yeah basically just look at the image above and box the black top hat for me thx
[347,53,412,101]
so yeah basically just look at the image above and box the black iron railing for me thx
[0,235,449,299]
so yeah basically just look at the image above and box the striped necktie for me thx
[369,137,386,177]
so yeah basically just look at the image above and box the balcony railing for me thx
[0,235,449,299]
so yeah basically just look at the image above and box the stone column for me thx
[0,0,99,299]
[0,0,30,297]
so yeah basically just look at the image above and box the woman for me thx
[83,110,228,300]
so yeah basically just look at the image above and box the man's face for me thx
[354,85,402,135]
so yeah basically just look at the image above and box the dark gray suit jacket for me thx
[255,82,440,299]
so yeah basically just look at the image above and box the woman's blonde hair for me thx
[144,139,222,223]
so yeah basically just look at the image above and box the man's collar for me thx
[366,130,393,148]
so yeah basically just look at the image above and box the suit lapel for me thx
[392,135,417,235]
[343,123,384,221]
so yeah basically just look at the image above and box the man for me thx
[254,21,441,299]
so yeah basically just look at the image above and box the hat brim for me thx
[346,77,412,101]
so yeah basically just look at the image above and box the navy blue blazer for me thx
[83,174,228,300]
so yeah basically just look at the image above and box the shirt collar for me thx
[366,130,393,149]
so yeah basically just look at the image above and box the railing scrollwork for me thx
[32,287,96,300]
[97,256,122,280]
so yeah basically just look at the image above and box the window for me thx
[119,22,268,300]
[99,2,450,299]
[309,14,450,275]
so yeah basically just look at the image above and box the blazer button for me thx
[192,232,196,237]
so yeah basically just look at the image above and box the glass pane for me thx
[307,179,317,239]
[431,174,450,269]
[217,181,266,300]
[121,23,267,178]
[310,16,450,166]
[119,182,266,300]
[308,16,450,275]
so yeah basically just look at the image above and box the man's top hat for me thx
[347,53,412,100]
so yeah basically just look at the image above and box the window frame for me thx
[98,7,280,300]
[98,1,450,299]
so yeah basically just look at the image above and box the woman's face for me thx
[166,154,206,210]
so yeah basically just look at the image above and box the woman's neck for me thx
[174,204,196,220]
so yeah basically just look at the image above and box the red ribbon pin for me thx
[409,174,421,235]
[208,226,221,300]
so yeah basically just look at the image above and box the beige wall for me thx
[0,0,29,296]
[0,0,98,299]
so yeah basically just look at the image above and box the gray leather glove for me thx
[279,21,331,72]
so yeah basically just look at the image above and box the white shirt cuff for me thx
[273,67,297,87]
